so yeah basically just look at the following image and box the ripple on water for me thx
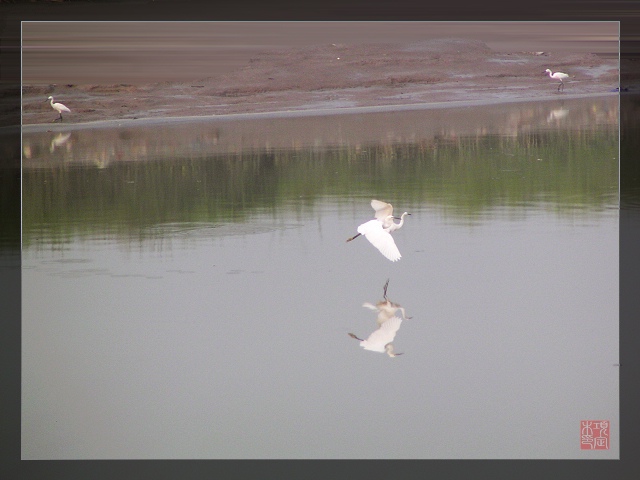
[143,221,303,240]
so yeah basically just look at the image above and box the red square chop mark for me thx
[581,420,610,450]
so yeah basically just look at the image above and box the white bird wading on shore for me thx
[545,69,569,92]
[47,96,71,121]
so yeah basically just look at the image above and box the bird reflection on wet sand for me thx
[348,279,411,358]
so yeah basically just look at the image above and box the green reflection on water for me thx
[22,125,617,247]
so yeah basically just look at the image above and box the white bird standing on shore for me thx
[346,199,411,262]
[348,280,410,358]
[47,96,71,121]
[545,69,569,92]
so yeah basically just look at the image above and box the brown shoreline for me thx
[23,91,618,134]
[22,39,619,129]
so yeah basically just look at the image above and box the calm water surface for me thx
[22,96,619,459]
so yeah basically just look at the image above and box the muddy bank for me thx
[22,39,619,126]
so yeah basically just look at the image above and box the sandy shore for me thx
[22,39,619,128]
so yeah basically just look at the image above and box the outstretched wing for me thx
[357,219,401,262]
[370,199,393,221]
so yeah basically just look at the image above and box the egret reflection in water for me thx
[50,132,72,152]
[348,279,412,358]
[547,107,569,123]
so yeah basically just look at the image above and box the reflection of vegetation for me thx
[22,128,617,246]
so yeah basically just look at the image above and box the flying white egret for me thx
[47,96,71,121]
[346,199,411,262]
[348,280,410,358]
[544,69,569,92]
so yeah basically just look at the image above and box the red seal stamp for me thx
[581,420,609,450]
